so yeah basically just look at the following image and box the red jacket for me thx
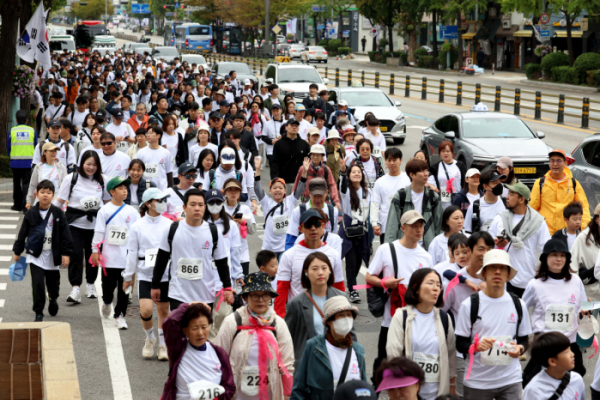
[292,162,340,206]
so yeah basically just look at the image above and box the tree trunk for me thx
[457,10,464,70]
[388,25,393,53]
[566,14,574,67]
[408,30,418,63]
[339,10,344,46]
[432,9,438,59]
[314,16,318,45]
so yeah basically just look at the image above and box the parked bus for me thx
[72,21,109,50]
[49,35,76,54]
[175,23,213,52]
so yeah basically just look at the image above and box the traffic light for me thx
[181,4,184,8]
[163,5,167,8]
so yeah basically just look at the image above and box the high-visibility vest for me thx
[10,125,35,161]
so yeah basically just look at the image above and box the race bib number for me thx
[43,231,52,250]
[80,196,101,211]
[413,353,440,382]
[176,205,186,218]
[187,380,225,400]
[177,258,203,280]
[241,366,268,396]
[272,214,289,235]
[116,140,128,152]
[441,190,451,203]
[107,225,128,245]
[145,163,158,178]
[372,146,382,158]
[367,178,376,190]
[545,304,575,331]
[145,248,158,268]
[480,336,513,366]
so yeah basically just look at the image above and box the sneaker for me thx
[34,314,44,322]
[101,303,112,318]
[349,291,361,303]
[86,284,97,299]
[142,338,156,359]
[116,315,128,330]
[157,345,169,361]
[67,288,81,304]
[10,205,22,211]
[48,300,59,316]
[519,354,527,361]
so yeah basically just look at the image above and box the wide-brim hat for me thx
[242,272,278,297]
[539,238,572,266]
[477,249,518,281]
[577,314,599,348]
[322,296,358,325]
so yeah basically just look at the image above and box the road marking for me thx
[0,225,17,230]
[0,203,13,206]
[0,257,11,262]
[0,283,6,290]
[0,245,12,250]
[0,217,19,221]
[0,234,16,240]
[0,300,5,307]
[94,274,133,400]
[0,269,7,276]
[0,209,19,213]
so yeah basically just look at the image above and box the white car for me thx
[181,54,209,73]
[264,64,329,102]
[288,44,307,60]
[304,46,328,63]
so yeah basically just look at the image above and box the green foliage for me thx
[586,70,600,87]
[441,42,452,52]
[338,47,352,56]
[438,47,458,68]
[540,52,569,77]
[551,66,580,85]
[378,38,388,51]
[413,47,428,61]
[72,0,114,20]
[0,156,11,178]
[524,63,542,80]
[400,52,408,65]
[573,53,600,83]
[418,55,434,68]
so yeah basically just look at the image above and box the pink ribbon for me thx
[88,240,107,277]
[214,288,232,312]
[239,220,248,239]
[465,334,479,381]
[590,336,599,359]
[444,274,461,301]
[353,276,391,291]
[237,316,291,400]
[446,177,455,194]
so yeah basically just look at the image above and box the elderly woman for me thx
[375,357,426,400]
[291,296,367,399]
[161,302,235,400]
[26,142,68,209]
[285,252,356,368]
[215,272,294,400]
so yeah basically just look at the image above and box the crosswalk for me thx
[0,202,17,323]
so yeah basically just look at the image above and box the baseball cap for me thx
[107,176,131,193]
[338,100,348,107]
[224,74,231,79]
[400,210,425,225]
[577,314,599,348]
[223,180,242,191]
[549,149,567,160]
[334,380,377,400]
[465,168,480,178]
[295,104,306,111]
[8,256,27,282]
[299,209,323,225]
[178,162,197,175]
[309,144,326,155]
[480,169,506,185]
[209,111,223,120]
[477,249,517,280]
[244,79,251,85]
[271,103,282,110]
[308,178,328,195]
[42,142,61,152]
[112,109,124,119]
[220,147,236,165]
[287,117,300,126]
[219,99,230,106]
[48,120,62,128]
[308,127,321,136]
[496,156,513,169]
[141,188,170,204]
[216,89,226,96]
[148,115,159,125]
[506,181,531,201]
[205,188,224,203]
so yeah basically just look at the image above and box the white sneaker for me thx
[116,315,128,330]
[101,303,112,318]
[67,288,81,304]
[142,338,156,359]
[86,284,97,298]
[157,345,168,361]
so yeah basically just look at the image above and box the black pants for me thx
[372,326,389,385]
[11,167,31,209]
[344,244,363,292]
[241,261,250,277]
[267,155,275,179]
[523,342,586,387]
[102,268,128,318]
[68,227,97,286]
[30,263,60,315]
[592,387,600,400]
[170,298,213,312]
[380,233,385,244]
[507,282,525,298]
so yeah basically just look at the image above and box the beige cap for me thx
[42,142,60,152]
[223,180,242,191]
[308,127,320,136]
[309,144,326,155]
[594,203,600,216]
[465,168,480,178]
[326,129,341,140]
[400,210,425,225]
[477,249,518,280]
[321,296,358,325]
[497,156,513,169]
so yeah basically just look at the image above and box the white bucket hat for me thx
[326,129,341,141]
[477,249,518,281]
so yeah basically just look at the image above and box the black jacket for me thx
[272,134,311,183]
[125,178,157,205]
[451,189,484,216]
[302,97,326,115]
[240,128,259,157]
[430,160,468,192]
[210,128,227,147]
[551,228,580,250]
[13,204,73,267]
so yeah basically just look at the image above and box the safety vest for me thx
[10,125,35,161]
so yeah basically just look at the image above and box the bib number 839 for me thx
[274,220,288,230]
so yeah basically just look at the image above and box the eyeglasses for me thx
[248,293,272,301]
[183,174,197,180]
[549,159,564,164]
[101,141,114,146]
[303,219,322,230]
[221,154,236,161]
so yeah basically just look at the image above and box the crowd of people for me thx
[7,47,600,400]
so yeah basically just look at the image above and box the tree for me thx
[355,0,378,51]
[330,0,354,47]
[71,0,114,20]
[445,0,485,69]
[357,0,402,52]
[501,0,600,67]
[419,0,445,59]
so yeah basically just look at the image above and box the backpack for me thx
[402,308,450,341]
[367,243,398,318]
[299,203,335,231]
[232,310,277,341]
[68,172,105,201]
[539,176,576,195]
[393,188,439,237]
[469,292,523,339]
[167,220,218,258]
[170,185,185,202]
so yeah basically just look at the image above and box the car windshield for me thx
[278,68,322,83]
[461,117,535,139]
[49,40,75,51]
[188,26,210,35]
[218,63,252,74]
[341,91,392,107]
[309,46,325,51]
[153,48,179,56]
[183,55,207,64]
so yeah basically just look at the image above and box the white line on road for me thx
[0,283,6,290]
[0,217,19,221]
[0,203,13,206]
[0,225,17,230]
[94,274,133,400]
[0,257,12,262]
[0,245,12,250]
[0,209,19,213]
[0,300,5,307]
[0,234,16,240]
[0,269,7,276]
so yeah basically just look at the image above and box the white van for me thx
[49,35,76,54]
[92,35,117,48]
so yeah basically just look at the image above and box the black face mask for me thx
[491,183,504,196]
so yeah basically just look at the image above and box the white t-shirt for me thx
[466,192,480,205]
[212,168,248,195]
[77,145,103,164]
[427,161,461,206]
[411,309,441,400]
[367,132,387,160]
[56,173,111,230]
[372,173,411,233]
[278,243,344,301]
[189,142,219,166]
[162,131,182,169]
[298,120,312,141]
[211,217,243,289]
[434,260,460,289]
[260,194,300,253]
[428,233,449,266]
[77,128,93,149]
[367,241,433,327]
[123,214,171,283]
[92,202,140,268]
[341,185,371,221]
[454,291,532,390]
[159,220,228,303]
[287,202,338,238]
[175,342,223,400]
[165,186,191,218]
[522,275,586,342]
[412,190,425,215]
[70,109,88,129]
[488,213,551,289]
[136,146,173,191]
[224,203,255,263]
[361,157,377,188]
[523,370,585,400]
[36,164,63,200]
[45,103,66,121]
[442,267,482,320]
[464,197,506,233]
[105,122,135,153]
[99,150,132,180]
[567,233,577,251]
[325,341,361,390]
[32,139,76,170]
[263,119,284,156]
[26,208,56,270]
[295,232,343,257]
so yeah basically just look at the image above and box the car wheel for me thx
[393,138,405,145]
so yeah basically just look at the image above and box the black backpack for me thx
[469,292,523,340]
[539,176,576,195]
[367,243,398,318]
[167,220,219,258]
[68,172,105,201]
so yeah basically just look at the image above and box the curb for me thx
[518,80,599,93]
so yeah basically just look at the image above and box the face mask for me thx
[153,202,167,214]
[238,102,244,109]
[331,317,353,336]
[492,183,504,196]
[207,203,223,214]
[173,110,181,116]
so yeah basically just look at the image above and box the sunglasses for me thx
[221,154,236,161]
[182,173,197,180]
[303,219,322,230]
[101,141,114,146]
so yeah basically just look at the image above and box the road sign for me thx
[540,13,550,25]
[186,6,203,11]
[540,30,550,37]
[440,25,458,39]
[317,25,324,30]
[272,25,281,35]
[131,3,148,13]
[343,30,349,37]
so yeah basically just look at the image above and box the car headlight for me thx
[472,153,496,161]
[395,114,405,122]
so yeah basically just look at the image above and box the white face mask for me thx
[207,203,223,214]
[173,110,181,116]
[331,317,353,336]
[238,102,244,109]
[153,202,167,214]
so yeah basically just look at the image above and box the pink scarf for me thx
[446,177,456,194]
[88,240,108,276]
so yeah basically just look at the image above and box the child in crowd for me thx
[257,249,279,294]
[552,201,583,251]
[435,233,479,292]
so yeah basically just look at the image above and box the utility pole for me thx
[105,0,108,24]
[264,0,270,57]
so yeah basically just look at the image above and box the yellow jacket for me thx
[530,168,591,235]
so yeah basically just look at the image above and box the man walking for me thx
[361,36,367,52]
[8,110,37,211]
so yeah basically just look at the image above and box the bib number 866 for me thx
[181,264,199,274]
